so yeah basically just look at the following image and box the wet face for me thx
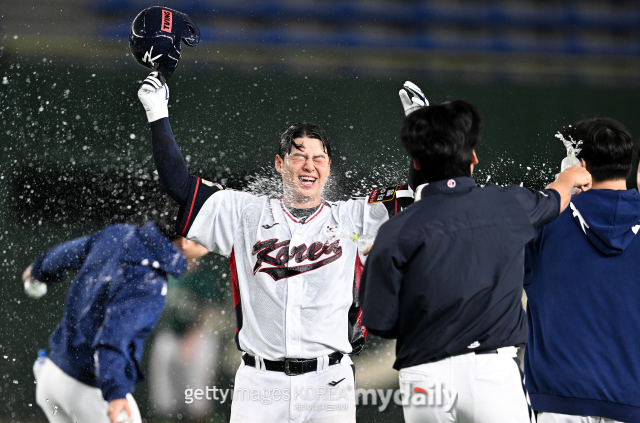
[275,137,331,208]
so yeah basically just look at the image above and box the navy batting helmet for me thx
[129,6,201,81]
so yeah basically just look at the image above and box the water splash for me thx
[555,132,583,157]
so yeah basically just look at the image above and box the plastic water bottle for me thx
[323,225,375,251]
[561,155,581,172]
[35,350,47,367]
[24,277,47,299]
[34,349,47,379]
[556,131,583,194]
[345,232,375,251]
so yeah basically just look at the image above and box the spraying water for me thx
[555,131,583,172]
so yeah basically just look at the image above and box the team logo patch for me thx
[142,46,162,67]
[447,179,456,188]
[201,179,224,190]
[367,185,401,204]
[161,9,173,33]
[252,238,342,281]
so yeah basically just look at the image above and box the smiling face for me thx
[275,137,331,208]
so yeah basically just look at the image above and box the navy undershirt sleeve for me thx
[149,118,191,206]
[150,117,225,236]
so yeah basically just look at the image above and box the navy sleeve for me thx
[150,118,191,205]
[505,185,561,231]
[359,228,403,339]
[150,118,224,235]
[31,235,94,283]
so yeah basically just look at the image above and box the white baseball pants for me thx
[399,347,534,423]
[34,357,141,423]
[229,354,356,423]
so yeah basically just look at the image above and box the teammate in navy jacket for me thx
[525,118,640,423]
[24,218,207,423]
[359,100,591,423]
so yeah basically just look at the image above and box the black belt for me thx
[242,352,343,376]
[475,349,498,355]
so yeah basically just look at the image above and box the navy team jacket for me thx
[525,189,640,422]
[31,222,186,402]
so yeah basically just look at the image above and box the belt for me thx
[242,352,344,376]
[475,350,498,355]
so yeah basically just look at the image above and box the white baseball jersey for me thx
[180,180,388,361]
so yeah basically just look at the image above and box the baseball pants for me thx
[537,412,624,423]
[399,347,534,423]
[34,357,141,423]
[229,354,356,423]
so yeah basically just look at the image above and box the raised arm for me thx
[137,72,191,206]
[137,72,225,239]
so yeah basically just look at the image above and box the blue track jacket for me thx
[31,222,187,402]
[525,189,640,422]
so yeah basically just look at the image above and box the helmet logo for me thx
[161,9,173,33]
[142,46,163,67]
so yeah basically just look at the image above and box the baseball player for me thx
[25,213,208,423]
[137,72,392,423]
[359,99,591,423]
[525,118,640,423]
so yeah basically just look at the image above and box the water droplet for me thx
[53,405,58,415]
[13,380,18,384]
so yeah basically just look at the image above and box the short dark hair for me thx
[153,200,181,242]
[562,118,633,183]
[278,122,332,160]
[400,100,481,183]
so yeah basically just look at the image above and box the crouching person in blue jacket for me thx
[524,118,640,423]
[22,208,208,423]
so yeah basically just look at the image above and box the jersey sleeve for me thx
[504,185,561,231]
[176,176,225,237]
[182,188,258,256]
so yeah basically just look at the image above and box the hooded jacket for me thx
[31,222,186,402]
[524,189,640,422]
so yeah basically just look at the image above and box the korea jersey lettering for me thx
[177,176,388,361]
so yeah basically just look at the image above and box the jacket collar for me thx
[415,177,476,201]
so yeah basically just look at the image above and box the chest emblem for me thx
[252,239,342,280]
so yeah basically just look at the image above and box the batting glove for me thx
[137,71,169,123]
[399,81,428,116]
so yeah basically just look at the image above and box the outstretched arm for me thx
[30,235,94,283]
